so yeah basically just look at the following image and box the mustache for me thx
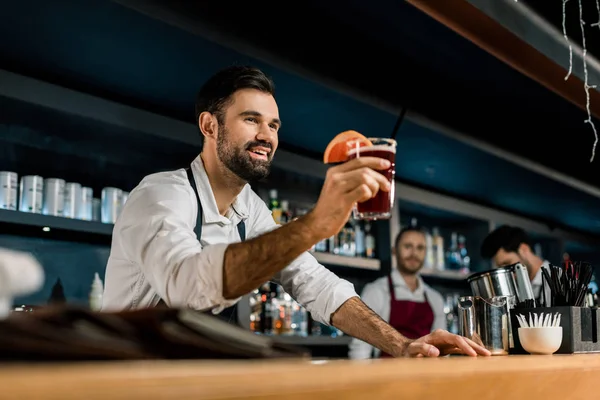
[402,257,421,262]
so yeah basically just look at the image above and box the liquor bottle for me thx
[268,189,282,224]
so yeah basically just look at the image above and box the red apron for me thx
[380,274,434,358]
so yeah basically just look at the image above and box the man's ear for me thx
[198,111,218,143]
[517,243,531,257]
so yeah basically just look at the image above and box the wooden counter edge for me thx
[1,354,600,399]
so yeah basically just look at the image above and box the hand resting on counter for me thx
[404,329,491,357]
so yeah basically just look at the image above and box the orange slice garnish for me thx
[323,130,373,164]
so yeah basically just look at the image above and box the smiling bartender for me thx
[349,227,446,359]
[102,65,489,358]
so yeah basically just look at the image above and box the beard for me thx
[216,124,273,182]
[398,257,424,274]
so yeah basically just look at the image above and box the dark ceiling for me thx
[112,0,600,186]
[2,0,600,243]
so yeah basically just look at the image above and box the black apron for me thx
[155,167,246,324]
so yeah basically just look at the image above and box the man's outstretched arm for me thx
[331,297,491,357]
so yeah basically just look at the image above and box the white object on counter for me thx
[0,248,44,319]
[42,178,65,216]
[0,171,18,211]
[89,272,104,311]
[19,175,44,214]
[518,327,563,355]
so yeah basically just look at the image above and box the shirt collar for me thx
[190,155,249,224]
[391,268,426,295]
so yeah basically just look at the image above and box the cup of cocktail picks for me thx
[516,312,563,355]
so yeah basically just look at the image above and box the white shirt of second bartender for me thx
[349,228,446,359]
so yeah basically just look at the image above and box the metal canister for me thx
[19,175,44,214]
[77,187,93,221]
[101,187,123,224]
[42,178,65,216]
[119,191,130,215]
[92,198,101,222]
[63,182,82,219]
[0,171,18,211]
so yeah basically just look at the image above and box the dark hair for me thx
[394,226,425,249]
[194,65,275,138]
[480,225,530,259]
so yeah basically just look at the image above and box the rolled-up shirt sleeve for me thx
[118,175,240,311]
[247,201,359,326]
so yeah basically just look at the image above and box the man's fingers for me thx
[406,342,440,358]
[447,334,478,357]
[462,336,491,356]
[333,156,391,173]
[347,184,374,203]
[337,167,391,196]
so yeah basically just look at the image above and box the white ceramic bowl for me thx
[518,327,563,355]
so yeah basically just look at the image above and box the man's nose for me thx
[256,123,276,142]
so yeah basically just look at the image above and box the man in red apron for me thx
[349,227,446,359]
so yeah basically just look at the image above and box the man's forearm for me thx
[331,296,410,357]
[222,213,320,299]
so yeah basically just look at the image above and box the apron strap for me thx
[185,167,246,241]
[155,165,246,308]
[387,274,396,302]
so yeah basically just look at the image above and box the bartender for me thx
[102,65,488,358]
[348,227,446,359]
[480,225,551,305]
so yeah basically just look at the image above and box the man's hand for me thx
[308,157,392,240]
[403,329,492,357]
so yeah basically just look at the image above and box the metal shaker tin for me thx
[0,171,18,210]
[19,175,44,214]
[77,186,93,221]
[101,187,123,224]
[63,182,82,219]
[42,178,65,216]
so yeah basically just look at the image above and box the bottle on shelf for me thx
[458,234,470,273]
[446,232,461,270]
[364,223,376,259]
[338,220,356,257]
[423,228,435,269]
[47,278,66,305]
[355,221,365,257]
[268,189,282,224]
[432,227,445,270]
[89,272,104,311]
[280,200,292,224]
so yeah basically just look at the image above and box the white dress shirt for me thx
[102,155,358,325]
[348,269,446,359]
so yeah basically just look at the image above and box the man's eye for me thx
[246,117,258,123]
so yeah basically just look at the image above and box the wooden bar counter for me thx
[1,354,599,399]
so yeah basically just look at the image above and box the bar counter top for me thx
[2,353,599,399]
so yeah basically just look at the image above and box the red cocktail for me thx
[347,138,396,220]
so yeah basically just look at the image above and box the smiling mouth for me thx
[247,148,270,161]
